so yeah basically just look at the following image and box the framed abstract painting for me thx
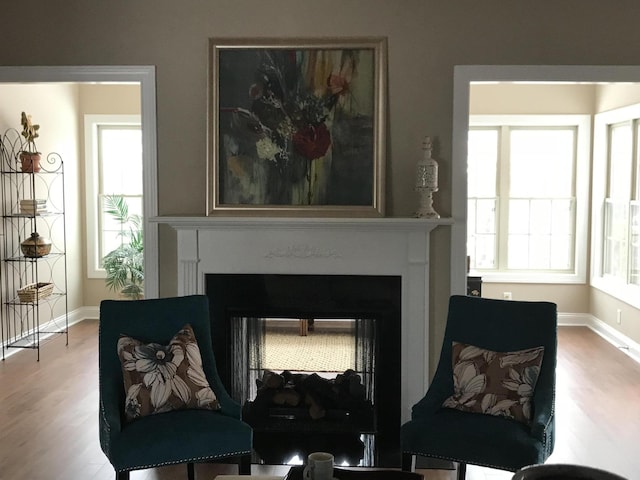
[208,37,387,216]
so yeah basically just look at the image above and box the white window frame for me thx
[84,114,142,279]
[469,114,591,284]
[592,104,640,309]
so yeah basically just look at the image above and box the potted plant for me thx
[19,111,41,172]
[102,194,144,300]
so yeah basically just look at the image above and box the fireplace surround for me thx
[163,216,451,464]
[164,216,452,420]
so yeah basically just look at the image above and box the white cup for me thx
[303,452,334,480]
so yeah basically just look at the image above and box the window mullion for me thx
[629,122,640,284]
[630,201,640,286]
[497,126,510,270]
[634,120,640,201]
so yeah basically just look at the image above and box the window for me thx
[593,106,640,306]
[467,115,590,283]
[85,115,142,278]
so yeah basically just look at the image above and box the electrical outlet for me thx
[617,309,622,325]
[503,292,512,300]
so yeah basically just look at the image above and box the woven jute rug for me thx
[262,328,355,372]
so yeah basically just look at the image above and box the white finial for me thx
[422,136,432,158]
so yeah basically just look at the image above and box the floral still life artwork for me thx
[209,38,386,215]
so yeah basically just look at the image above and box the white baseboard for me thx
[1,306,100,360]
[5,308,639,365]
[559,312,640,363]
[75,305,100,322]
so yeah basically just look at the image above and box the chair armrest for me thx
[98,384,124,458]
[216,384,242,418]
[410,378,452,419]
[206,367,243,419]
[530,406,553,440]
[530,384,555,441]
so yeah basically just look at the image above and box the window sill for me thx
[478,271,586,284]
[88,269,107,280]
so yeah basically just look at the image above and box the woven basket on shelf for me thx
[17,282,54,303]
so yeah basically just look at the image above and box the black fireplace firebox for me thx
[206,274,402,467]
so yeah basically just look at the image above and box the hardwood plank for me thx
[0,322,637,480]
[548,327,640,479]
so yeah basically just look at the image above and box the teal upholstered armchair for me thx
[98,295,253,480]
[401,295,557,479]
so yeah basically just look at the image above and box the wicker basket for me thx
[17,282,54,303]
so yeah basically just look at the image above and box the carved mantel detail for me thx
[265,244,342,259]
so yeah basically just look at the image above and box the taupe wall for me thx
[3,0,640,366]
[597,83,640,111]
[470,84,597,115]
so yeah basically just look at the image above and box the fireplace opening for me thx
[234,316,376,466]
[206,274,401,467]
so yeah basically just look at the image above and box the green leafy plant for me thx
[102,195,144,300]
[20,111,40,153]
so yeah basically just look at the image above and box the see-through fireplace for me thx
[206,273,401,467]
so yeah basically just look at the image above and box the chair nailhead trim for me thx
[116,450,252,473]
[403,451,520,473]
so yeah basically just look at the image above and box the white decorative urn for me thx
[414,136,440,218]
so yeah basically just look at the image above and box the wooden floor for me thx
[0,321,638,480]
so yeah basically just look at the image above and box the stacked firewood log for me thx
[253,369,367,420]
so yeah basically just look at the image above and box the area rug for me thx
[262,328,355,372]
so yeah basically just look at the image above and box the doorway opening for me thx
[451,66,640,310]
[0,66,158,303]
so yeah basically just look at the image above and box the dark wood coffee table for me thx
[284,466,423,480]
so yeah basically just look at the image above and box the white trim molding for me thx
[1,307,97,360]
[559,312,640,364]
[590,104,640,310]
[84,114,143,279]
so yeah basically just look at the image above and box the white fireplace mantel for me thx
[157,215,453,422]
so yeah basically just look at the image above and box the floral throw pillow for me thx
[442,341,545,425]
[117,323,221,421]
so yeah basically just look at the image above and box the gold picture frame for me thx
[207,37,387,216]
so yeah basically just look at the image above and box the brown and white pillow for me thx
[442,341,544,425]
[117,323,221,421]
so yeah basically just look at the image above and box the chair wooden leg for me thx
[238,454,251,475]
[401,453,415,472]
[187,462,195,480]
[457,462,467,480]
[116,471,130,480]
